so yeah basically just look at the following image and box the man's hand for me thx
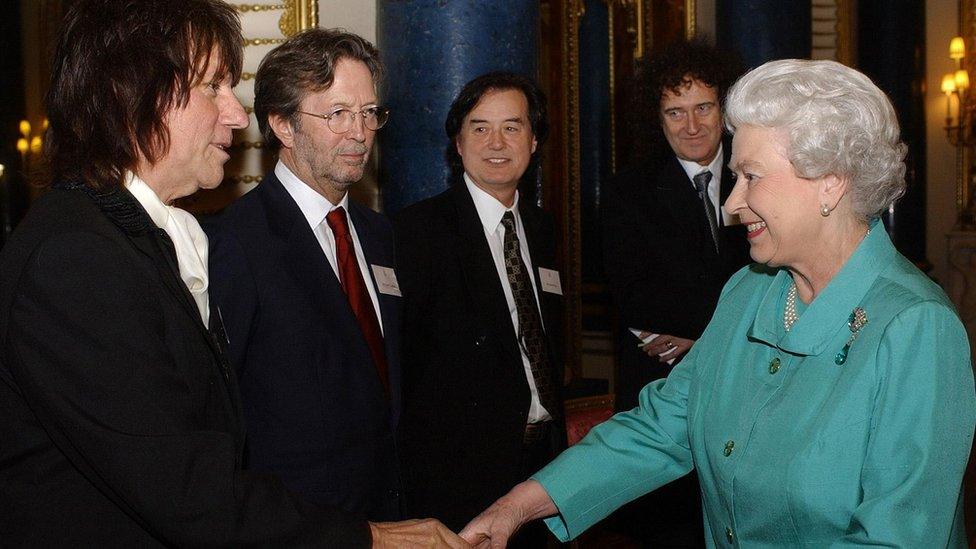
[459,480,557,549]
[639,332,694,362]
[369,518,471,548]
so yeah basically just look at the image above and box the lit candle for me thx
[944,73,958,126]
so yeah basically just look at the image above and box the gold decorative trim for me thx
[685,0,696,38]
[608,7,617,175]
[563,0,584,377]
[957,0,976,225]
[232,3,286,13]
[240,72,255,81]
[244,37,286,47]
[231,141,266,150]
[228,174,265,184]
[564,393,615,413]
[834,0,854,65]
[280,0,318,37]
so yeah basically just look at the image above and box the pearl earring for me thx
[821,204,830,217]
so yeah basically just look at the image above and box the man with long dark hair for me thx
[395,72,565,548]
[0,1,464,546]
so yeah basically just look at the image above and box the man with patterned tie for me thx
[394,72,566,548]
[600,39,751,545]
[205,29,404,522]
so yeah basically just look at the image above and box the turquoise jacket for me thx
[535,224,976,546]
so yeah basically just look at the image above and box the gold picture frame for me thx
[540,0,695,376]
[280,0,319,36]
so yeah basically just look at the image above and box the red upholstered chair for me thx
[564,394,615,446]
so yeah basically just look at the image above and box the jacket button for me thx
[726,526,734,543]
[768,357,781,374]
[723,440,735,457]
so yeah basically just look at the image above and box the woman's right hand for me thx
[459,480,558,548]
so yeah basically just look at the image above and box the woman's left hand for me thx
[459,480,557,548]
[641,333,694,362]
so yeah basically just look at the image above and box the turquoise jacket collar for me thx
[748,219,894,356]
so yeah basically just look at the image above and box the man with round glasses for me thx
[205,28,404,524]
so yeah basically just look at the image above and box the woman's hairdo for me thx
[724,59,907,220]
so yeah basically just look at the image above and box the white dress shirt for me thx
[125,172,211,325]
[677,143,737,225]
[464,173,551,422]
[276,160,384,333]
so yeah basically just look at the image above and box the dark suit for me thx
[205,172,402,521]
[394,182,565,533]
[601,141,750,546]
[0,182,368,546]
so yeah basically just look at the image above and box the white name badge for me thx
[538,267,563,295]
[371,264,402,297]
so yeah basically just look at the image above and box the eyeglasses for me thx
[296,106,390,134]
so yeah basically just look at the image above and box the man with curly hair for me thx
[600,38,751,545]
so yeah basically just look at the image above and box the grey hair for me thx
[724,59,907,220]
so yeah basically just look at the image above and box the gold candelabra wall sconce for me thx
[16,118,46,180]
[943,36,976,229]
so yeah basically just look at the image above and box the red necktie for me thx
[326,207,389,395]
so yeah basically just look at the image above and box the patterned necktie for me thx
[693,170,720,253]
[326,207,389,395]
[500,211,556,416]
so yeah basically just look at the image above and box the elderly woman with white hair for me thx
[460,59,976,547]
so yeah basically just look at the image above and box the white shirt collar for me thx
[275,160,350,229]
[124,171,210,325]
[463,172,520,234]
[677,142,724,184]
[124,171,171,229]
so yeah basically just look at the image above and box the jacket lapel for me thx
[519,206,558,331]
[348,202,402,425]
[718,137,737,220]
[68,181,243,437]
[259,174,393,409]
[717,139,750,263]
[655,155,715,258]
[138,229,209,331]
[81,182,217,348]
[519,205,565,419]
[259,174,354,329]
[450,185,522,365]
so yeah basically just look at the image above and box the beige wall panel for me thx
[926,0,960,285]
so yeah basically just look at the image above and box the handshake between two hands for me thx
[369,480,555,549]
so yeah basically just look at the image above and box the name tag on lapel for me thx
[538,267,562,295]
[371,264,402,297]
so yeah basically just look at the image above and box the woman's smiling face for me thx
[724,125,823,268]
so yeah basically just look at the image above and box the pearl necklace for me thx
[784,227,871,333]
[784,283,798,332]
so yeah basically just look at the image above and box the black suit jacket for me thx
[394,183,565,530]
[0,183,368,546]
[205,172,402,521]
[603,141,751,411]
